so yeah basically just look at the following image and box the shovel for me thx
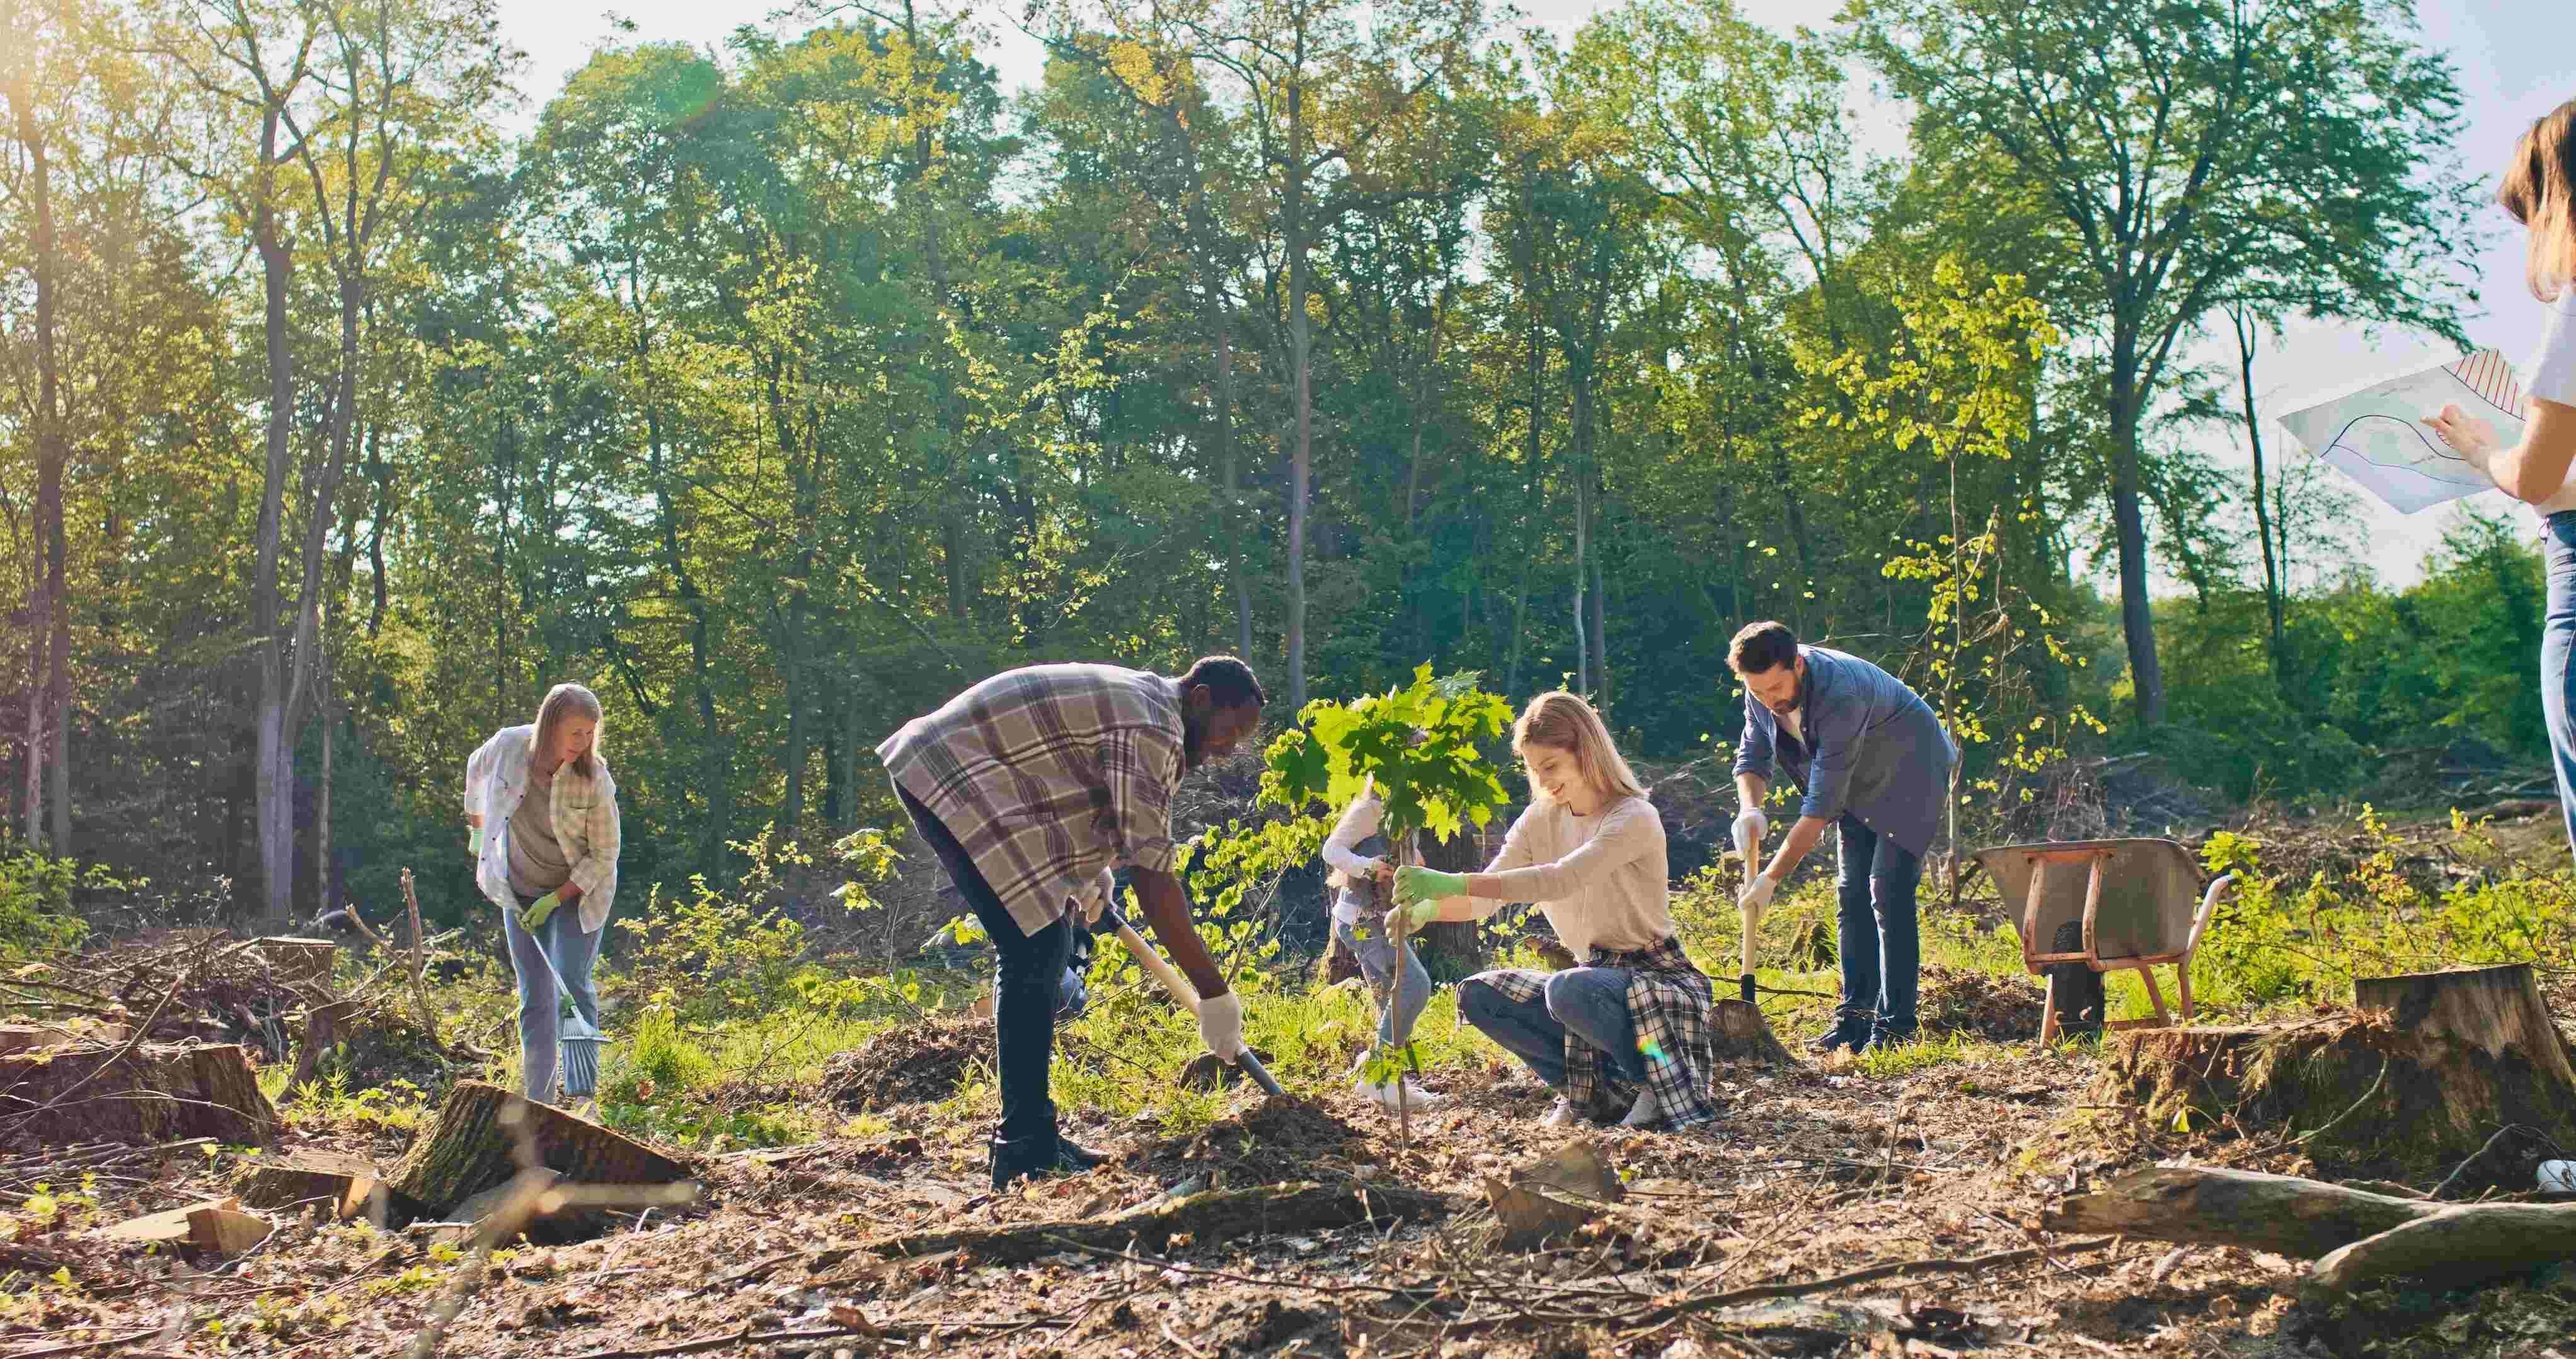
[1735,817,1763,1005]
[1099,905,1286,1097]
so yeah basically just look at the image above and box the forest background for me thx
[3,0,2570,934]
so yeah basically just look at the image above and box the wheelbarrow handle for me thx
[1099,906,1286,1098]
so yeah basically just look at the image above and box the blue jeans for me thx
[1459,968,1647,1089]
[1333,916,1431,1047]
[1835,814,1923,1041]
[2546,512,2576,864]
[504,894,606,1102]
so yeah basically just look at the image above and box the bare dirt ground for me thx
[14,1026,2575,1359]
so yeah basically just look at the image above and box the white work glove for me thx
[1737,874,1778,915]
[1080,869,1114,925]
[1195,990,1245,1061]
[1731,809,1768,857]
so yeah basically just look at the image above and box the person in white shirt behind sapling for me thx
[1318,774,1440,1113]
[2424,98,2576,862]
[1391,691,1720,1132]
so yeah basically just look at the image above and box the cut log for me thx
[237,1154,382,1220]
[2354,964,2576,1087]
[2308,1201,2576,1296]
[388,1081,690,1219]
[187,1205,270,1254]
[96,1198,239,1245]
[0,1042,275,1145]
[0,1023,126,1055]
[1710,998,1797,1068]
[2093,997,2576,1183]
[1484,1175,1601,1247]
[2042,1165,2576,1298]
[2041,1166,2438,1258]
[855,1180,1451,1265]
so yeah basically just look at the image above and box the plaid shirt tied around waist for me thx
[1468,934,1720,1130]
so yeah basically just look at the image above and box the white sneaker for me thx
[1541,1097,1581,1128]
[1360,1076,1444,1113]
[1619,1087,1660,1129]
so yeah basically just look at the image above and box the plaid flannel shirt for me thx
[1468,934,1720,1130]
[877,664,1185,937]
[463,725,622,934]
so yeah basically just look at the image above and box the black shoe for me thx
[1807,1022,1864,1054]
[990,1135,1103,1190]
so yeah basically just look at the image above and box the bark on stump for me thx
[1710,998,1797,1068]
[0,1042,275,1145]
[389,1081,690,1222]
[2093,964,2576,1182]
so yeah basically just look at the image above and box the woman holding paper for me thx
[2425,98,2576,859]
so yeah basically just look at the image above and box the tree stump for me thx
[282,997,449,1101]
[0,1043,275,1145]
[2095,964,2576,1183]
[389,1081,691,1221]
[1413,828,1489,981]
[1710,998,1797,1068]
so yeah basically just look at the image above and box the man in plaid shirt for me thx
[879,657,1265,1188]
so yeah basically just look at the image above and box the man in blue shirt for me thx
[1728,622,1956,1053]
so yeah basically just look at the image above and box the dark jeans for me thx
[897,788,1074,1164]
[1458,968,1648,1089]
[1835,813,1923,1041]
[2546,512,2576,864]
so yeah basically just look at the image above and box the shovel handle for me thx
[1103,908,1285,1097]
[1735,822,1763,1001]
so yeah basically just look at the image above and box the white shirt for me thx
[1320,782,1385,925]
[2522,291,2576,516]
[463,725,623,934]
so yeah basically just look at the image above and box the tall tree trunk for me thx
[316,654,333,918]
[2230,307,2287,686]
[6,57,67,855]
[365,422,391,639]
[1284,78,1313,712]
[2107,337,2166,725]
[1572,475,1590,695]
[1220,310,1251,660]
[1589,526,1609,715]
[251,98,297,923]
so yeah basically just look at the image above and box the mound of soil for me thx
[1919,964,2045,1042]
[821,1016,986,1110]
[1142,1096,1361,1181]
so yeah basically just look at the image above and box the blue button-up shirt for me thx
[1731,646,1957,858]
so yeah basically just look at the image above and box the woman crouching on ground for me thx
[463,683,623,1114]
[1391,691,1717,1131]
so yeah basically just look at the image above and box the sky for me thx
[497,1,2576,592]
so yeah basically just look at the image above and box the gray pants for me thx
[1333,917,1431,1047]
[1459,968,1647,1087]
[504,894,606,1102]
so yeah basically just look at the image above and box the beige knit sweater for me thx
[1469,795,1676,958]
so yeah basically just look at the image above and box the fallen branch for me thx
[1616,1237,2118,1329]
[2040,1166,2435,1258]
[853,1179,1451,1266]
[2308,1201,2576,1297]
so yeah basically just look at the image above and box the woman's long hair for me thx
[531,683,606,779]
[1512,691,1647,807]
[2501,99,2576,302]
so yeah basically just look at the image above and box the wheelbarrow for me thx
[1967,838,2238,1043]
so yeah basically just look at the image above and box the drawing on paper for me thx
[2277,349,2526,514]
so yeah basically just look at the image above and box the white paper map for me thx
[2278,349,2526,514]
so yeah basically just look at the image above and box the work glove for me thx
[519,890,563,932]
[1196,990,1245,1060]
[468,826,483,859]
[1394,865,1465,908]
[1737,874,1778,916]
[1383,899,1439,936]
[1730,809,1767,857]
[1080,869,1114,926]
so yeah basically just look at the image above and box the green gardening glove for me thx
[468,826,484,857]
[1393,865,1466,909]
[519,890,562,932]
